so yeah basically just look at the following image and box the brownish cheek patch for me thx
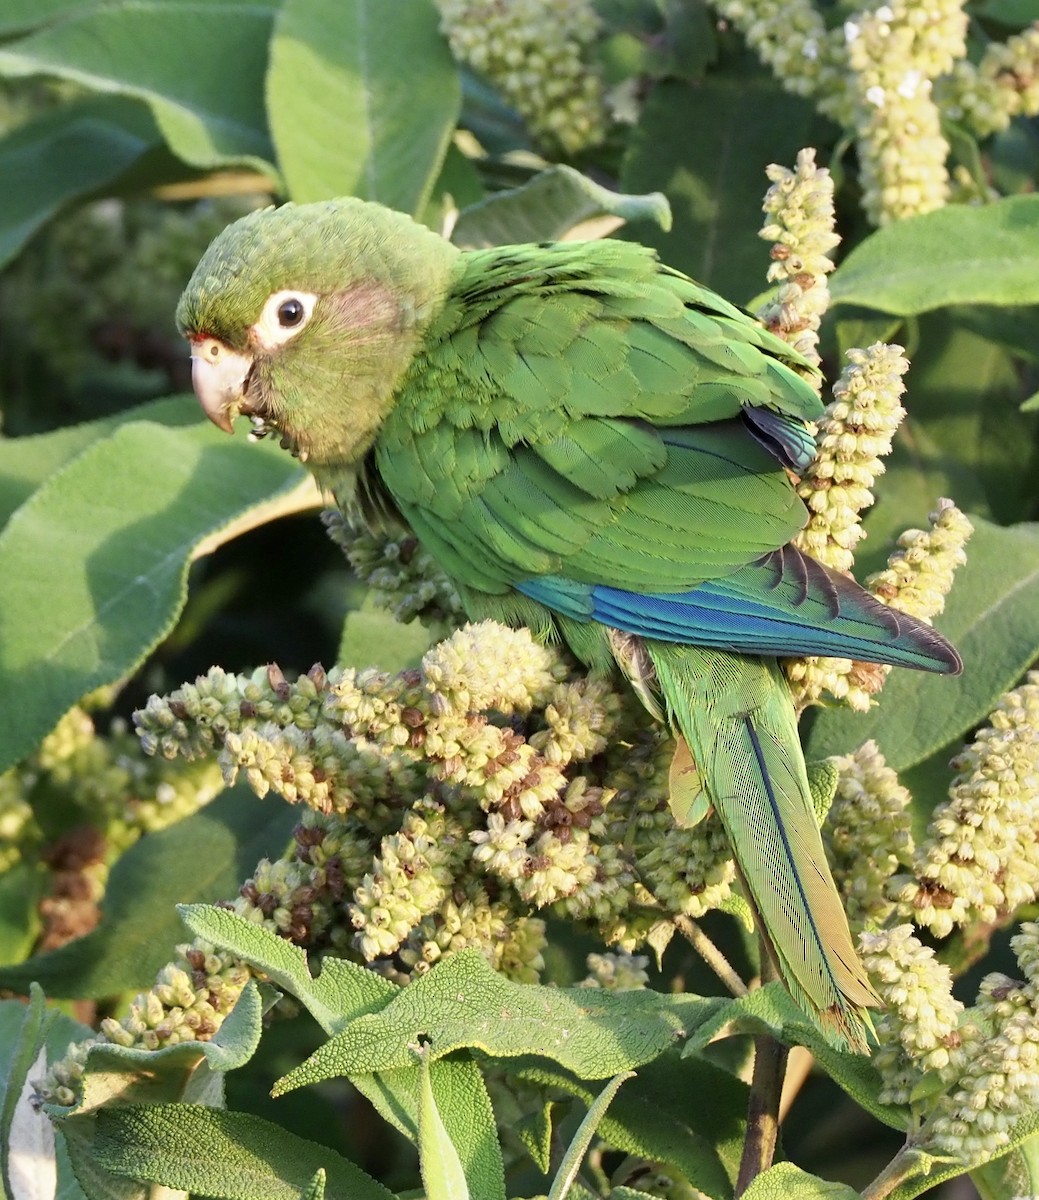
[327,283,404,332]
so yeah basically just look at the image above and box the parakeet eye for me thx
[251,289,318,350]
[277,298,305,327]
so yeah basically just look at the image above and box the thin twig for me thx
[674,916,749,998]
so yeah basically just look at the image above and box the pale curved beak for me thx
[189,337,254,434]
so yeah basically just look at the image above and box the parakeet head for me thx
[176,198,460,478]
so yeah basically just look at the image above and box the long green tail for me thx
[647,642,880,1052]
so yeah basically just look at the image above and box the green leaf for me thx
[508,1053,743,1200]
[806,518,1039,771]
[685,984,906,1131]
[547,1073,632,1200]
[179,905,397,1036]
[0,95,161,270]
[0,0,281,38]
[417,1050,470,1200]
[299,1170,325,1200]
[0,863,45,966]
[0,991,93,1200]
[740,1163,860,1199]
[1,985,51,1200]
[973,1133,1039,1200]
[619,72,821,301]
[0,0,277,176]
[274,949,721,1092]
[450,165,671,249]
[0,787,295,998]
[45,980,263,1121]
[0,417,307,775]
[0,397,199,530]
[829,195,1039,316]
[267,0,460,213]
[353,1058,506,1200]
[92,1104,394,1199]
[337,597,442,672]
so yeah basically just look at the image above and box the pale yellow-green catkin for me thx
[891,673,1039,938]
[756,148,839,369]
[435,0,607,154]
[859,925,964,1107]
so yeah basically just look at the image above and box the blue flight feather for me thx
[517,545,961,674]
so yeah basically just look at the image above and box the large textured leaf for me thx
[180,906,397,1036]
[417,1052,470,1200]
[806,518,1039,772]
[0,787,295,998]
[92,1105,394,1200]
[0,998,91,1200]
[193,903,506,1199]
[849,311,1039,569]
[0,418,312,774]
[275,950,719,1091]
[0,397,197,528]
[42,981,263,1120]
[0,96,161,270]
[829,195,1039,315]
[0,0,280,37]
[450,165,671,249]
[741,1164,859,1200]
[0,1,277,175]
[684,984,905,1131]
[620,71,820,301]
[267,0,459,212]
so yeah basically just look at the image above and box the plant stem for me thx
[734,948,788,1197]
[860,1143,921,1200]
[735,1032,790,1197]
[674,916,749,998]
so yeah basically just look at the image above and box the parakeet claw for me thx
[189,337,254,433]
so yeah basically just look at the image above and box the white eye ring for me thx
[251,289,318,350]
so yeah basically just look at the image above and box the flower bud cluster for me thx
[788,344,917,710]
[892,673,1039,937]
[35,942,250,1106]
[97,944,251,1052]
[322,509,465,627]
[435,0,607,154]
[927,923,1039,1160]
[826,741,914,929]
[844,0,967,225]
[0,704,222,950]
[709,0,847,110]
[757,148,839,368]
[580,950,650,990]
[859,924,964,1106]
[938,23,1039,138]
[131,623,758,1003]
[795,343,909,574]
[867,499,973,623]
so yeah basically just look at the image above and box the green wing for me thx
[374,239,818,597]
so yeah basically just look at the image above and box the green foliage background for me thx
[0,1,1037,1199]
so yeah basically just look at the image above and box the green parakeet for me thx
[176,198,960,1052]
